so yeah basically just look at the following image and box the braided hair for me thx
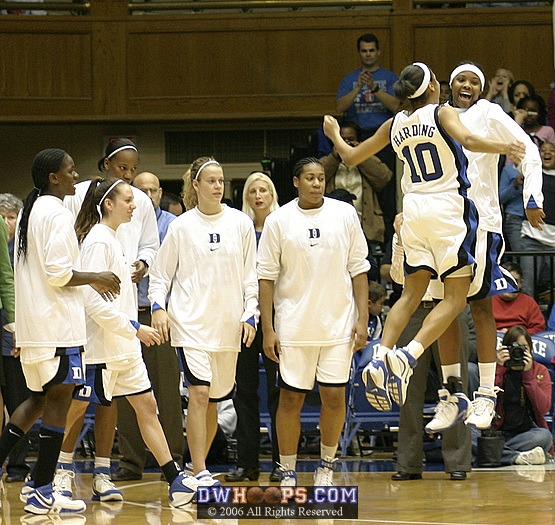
[17,148,68,260]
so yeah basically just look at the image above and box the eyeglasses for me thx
[140,188,161,195]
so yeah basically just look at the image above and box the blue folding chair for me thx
[339,339,401,456]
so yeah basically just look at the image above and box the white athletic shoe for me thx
[515,446,546,466]
[92,472,124,502]
[313,458,335,486]
[465,386,498,430]
[386,347,417,406]
[362,358,392,411]
[168,472,197,509]
[53,468,75,498]
[278,465,297,488]
[425,389,473,433]
[24,483,86,515]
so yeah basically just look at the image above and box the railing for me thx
[0,0,549,15]
[506,250,555,311]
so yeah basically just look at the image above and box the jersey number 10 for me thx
[402,142,444,183]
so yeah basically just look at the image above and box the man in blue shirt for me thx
[336,33,399,138]
[113,172,184,481]
[336,33,400,248]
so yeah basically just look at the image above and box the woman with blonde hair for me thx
[225,171,281,483]
[150,156,259,490]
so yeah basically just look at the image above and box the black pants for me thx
[233,329,280,469]
[2,355,32,477]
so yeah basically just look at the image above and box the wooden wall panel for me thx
[0,7,552,121]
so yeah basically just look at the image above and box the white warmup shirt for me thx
[80,224,140,365]
[149,205,259,352]
[455,99,543,233]
[15,196,86,362]
[257,197,369,346]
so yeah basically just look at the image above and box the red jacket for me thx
[494,361,552,434]
[492,293,546,334]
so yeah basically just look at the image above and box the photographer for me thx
[473,325,552,466]
[319,121,392,252]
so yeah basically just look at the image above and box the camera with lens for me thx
[504,343,527,369]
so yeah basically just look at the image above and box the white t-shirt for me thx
[257,197,369,346]
[15,196,86,362]
[80,224,140,365]
[149,205,259,352]
[455,99,543,233]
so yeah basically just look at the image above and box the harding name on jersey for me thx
[392,124,436,148]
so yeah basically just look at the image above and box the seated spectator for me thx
[508,80,536,116]
[492,262,546,334]
[472,326,552,466]
[520,141,555,297]
[547,305,555,331]
[439,80,451,105]
[368,281,386,340]
[320,120,392,251]
[326,187,380,282]
[484,68,514,113]
[499,163,526,252]
[514,95,555,147]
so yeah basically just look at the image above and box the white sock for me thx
[441,363,461,383]
[280,454,297,471]
[94,457,111,470]
[407,340,425,360]
[320,444,337,463]
[376,345,391,360]
[57,451,74,466]
[478,362,496,391]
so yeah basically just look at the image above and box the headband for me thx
[408,62,432,99]
[107,144,138,160]
[194,160,221,180]
[98,179,124,207]
[449,64,486,90]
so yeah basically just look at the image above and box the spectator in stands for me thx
[508,80,536,116]
[0,193,32,483]
[336,34,399,138]
[439,81,451,105]
[368,281,386,341]
[160,191,185,216]
[320,120,392,252]
[225,171,281,484]
[499,162,526,252]
[520,141,555,297]
[492,262,545,334]
[514,95,555,147]
[336,33,400,246]
[472,325,552,466]
[485,68,514,113]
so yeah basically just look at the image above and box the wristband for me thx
[370,85,380,94]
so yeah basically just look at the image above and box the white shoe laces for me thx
[54,469,75,492]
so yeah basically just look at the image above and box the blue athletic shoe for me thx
[386,348,417,406]
[362,358,392,411]
[169,472,197,509]
[24,483,86,515]
[19,475,34,503]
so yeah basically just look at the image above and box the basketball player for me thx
[324,62,526,413]
[425,61,544,432]
[257,157,370,487]
[149,157,259,489]
[5,149,120,514]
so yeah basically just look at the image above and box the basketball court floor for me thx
[2,457,554,525]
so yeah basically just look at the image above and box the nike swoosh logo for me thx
[8,429,19,436]
[38,434,52,439]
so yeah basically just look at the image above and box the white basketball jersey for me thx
[391,105,471,196]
